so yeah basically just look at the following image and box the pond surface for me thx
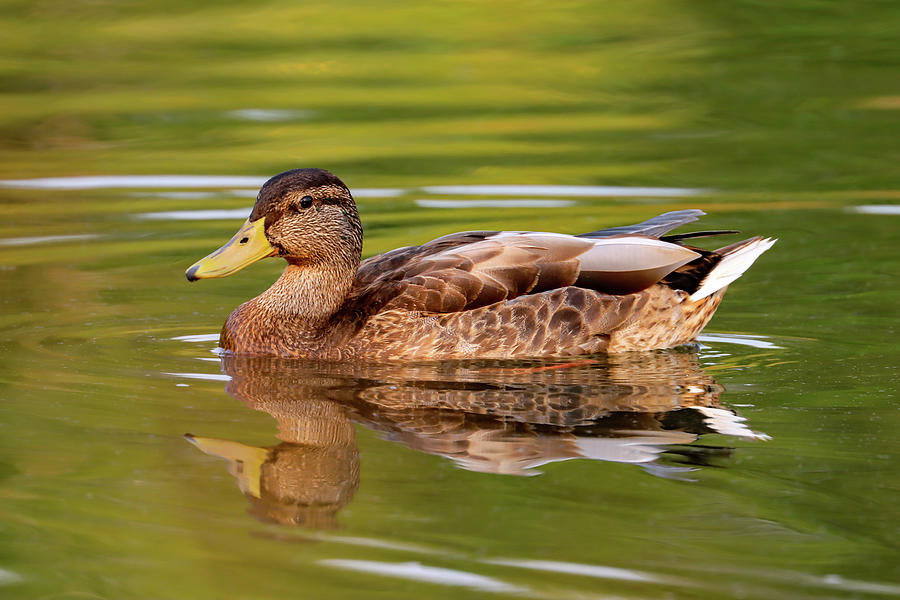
[1,2,899,599]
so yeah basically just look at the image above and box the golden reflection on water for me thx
[187,350,766,529]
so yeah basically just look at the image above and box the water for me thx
[1,2,899,599]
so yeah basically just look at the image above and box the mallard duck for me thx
[186,168,775,359]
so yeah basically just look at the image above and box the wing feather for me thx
[346,213,707,318]
[577,209,705,239]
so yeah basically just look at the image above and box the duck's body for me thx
[188,169,775,359]
[221,247,727,360]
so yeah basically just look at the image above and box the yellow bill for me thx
[184,434,271,498]
[186,217,275,281]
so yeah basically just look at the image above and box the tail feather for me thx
[689,237,777,301]
[661,229,739,242]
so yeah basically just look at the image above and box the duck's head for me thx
[186,168,362,281]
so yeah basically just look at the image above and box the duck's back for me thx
[349,211,710,316]
[337,211,774,359]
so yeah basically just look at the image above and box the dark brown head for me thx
[186,168,363,280]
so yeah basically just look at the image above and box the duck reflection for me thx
[186,396,358,529]
[186,350,765,528]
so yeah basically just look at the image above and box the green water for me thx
[1,1,899,598]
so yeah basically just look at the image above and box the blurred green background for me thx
[2,0,897,189]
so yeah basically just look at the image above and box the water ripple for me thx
[136,209,250,221]
[422,184,708,197]
[850,204,900,215]
[484,558,670,585]
[319,560,528,594]
[0,175,267,189]
[697,333,782,349]
[0,234,99,247]
[171,334,220,343]
[416,199,575,208]
[164,372,230,382]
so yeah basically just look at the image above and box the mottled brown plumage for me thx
[188,168,775,359]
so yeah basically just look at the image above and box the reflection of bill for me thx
[186,351,767,527]
[187,397,358,529]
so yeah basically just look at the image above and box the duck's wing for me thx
[354,231,499,287]
[350,231,700,315]
[355,210,712,287]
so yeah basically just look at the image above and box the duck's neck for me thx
[256,260,356,326]
[223,208,364,356]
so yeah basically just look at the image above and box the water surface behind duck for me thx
[0,2,899,598]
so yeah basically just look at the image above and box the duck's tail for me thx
[689,237,777,301]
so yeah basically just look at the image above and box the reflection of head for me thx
[186,397,360,529]
[249,441,360,528]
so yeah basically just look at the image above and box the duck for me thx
[186,168,775,359]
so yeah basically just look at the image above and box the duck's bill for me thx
[185,217,276,281]
[184,434,270,497]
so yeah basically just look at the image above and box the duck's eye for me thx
[299,195,313,209]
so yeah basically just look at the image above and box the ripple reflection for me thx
[186,351,767,528]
